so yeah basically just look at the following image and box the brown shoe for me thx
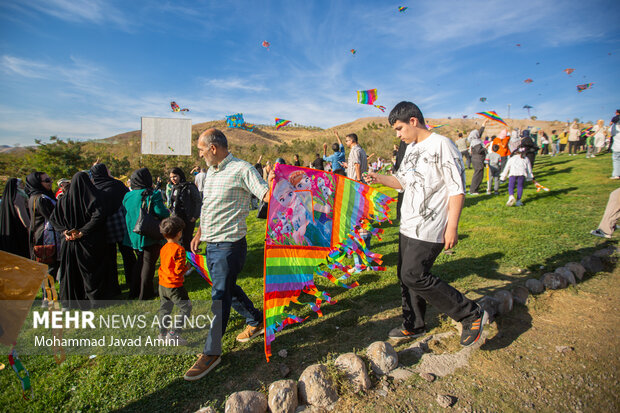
[236,323,264,342]
[183,354,221,381]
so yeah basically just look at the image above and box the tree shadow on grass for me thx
[527,186,578,203]
[533,166,573,179]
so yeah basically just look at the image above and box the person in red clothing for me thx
[157,216,192,345]
[492,129,511,172]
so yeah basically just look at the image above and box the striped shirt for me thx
[200,153,269,243]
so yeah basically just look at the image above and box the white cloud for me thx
[202,77,267,92]
[17,0,129,28]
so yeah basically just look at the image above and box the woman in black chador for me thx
[50,172,108,308]
[0,178,30,258]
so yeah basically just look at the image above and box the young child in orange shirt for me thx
[157,216,192,345]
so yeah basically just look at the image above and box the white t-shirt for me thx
[395,133,466,243]
[194,171,207,193]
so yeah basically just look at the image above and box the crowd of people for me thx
[1,106,619,382]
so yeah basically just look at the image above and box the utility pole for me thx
[507,104,511,119]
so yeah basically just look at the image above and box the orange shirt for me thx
[158,242,189,288]
[492,137,511,157]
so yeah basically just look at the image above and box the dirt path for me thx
[338,267,620,412]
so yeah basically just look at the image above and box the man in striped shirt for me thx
[184,128,274,381]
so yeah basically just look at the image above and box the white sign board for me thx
[141,117,192,156]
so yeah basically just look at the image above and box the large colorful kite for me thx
[426,124,446,130]
[564,68,575,75]
[476,111,507,126]
[577,83,593,92]
[263,164,394,360]
[226,113,255,132]
[357,89,386,112]
[186,252,212,285]
[170,101,189,112]
[275,118,292,130]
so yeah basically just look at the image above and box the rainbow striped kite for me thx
[577,83,593,92]
[357,89,386,112]
[476,111,507,126]
[186,252,212,285]
[275,118,292,130]
[426,124,446,130]
[263,164,394,360]
[398,6,408,12]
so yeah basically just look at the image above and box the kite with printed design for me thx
[275,118,292,130]
[263,164,394,360]
[524,78,533,84]
[476,111,507,126]
[170,101,189,112]
[398,6,408,12]
[357,89,386,112]
[262,40,270,50]
[564,68,575,75]
[226,113,255,132]
[577,83,593,92]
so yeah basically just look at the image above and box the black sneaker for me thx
[460,309,488,346]
[388,325,426,340]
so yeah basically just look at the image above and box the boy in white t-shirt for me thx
[365,101,487,347]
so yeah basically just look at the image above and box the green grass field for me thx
[1,152,618,412]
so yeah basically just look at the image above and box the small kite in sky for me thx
[523,105,533,116]
[350,49,356,55]
[170,101,189,112]
[357,89,386,112]
[476,111,507,126]
[462,115,468,119]
[398,6,408,12]
[536,62,540,65]
[479,97,487,102]
[564,68,575,75]
[275,118,292,130]
[262,40,270,50]
[516,43,521,47]
[577,83,593,92]
[524,78,533,84]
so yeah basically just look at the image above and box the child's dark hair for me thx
[388,101,425,126]
[492,144,500,152]
[458,132,463,138]
[159,216,185,238]
[332,143,339,152]
[551,129,556,134]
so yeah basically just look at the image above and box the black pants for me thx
[568,141,579,154]
[131,243,160,300]
[333,169,346,176]
[118,243,137,288]
[397,234,477,330]
[470,155,485,193]
[461,150,472,169]
[181,219,196,252]
[158,285,192,334]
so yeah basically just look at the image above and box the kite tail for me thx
[374,105,386,112]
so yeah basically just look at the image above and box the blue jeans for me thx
[353,232,372,268]
[613,151,620,178]
[202,237,262,356]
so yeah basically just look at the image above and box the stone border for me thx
[195,247,617,413]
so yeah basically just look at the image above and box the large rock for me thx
[511,286,529,305]
[555,267,576,286]
[366,341,398,375]
[581,256,603,273]
[294,406,326,413]
[388,367,414,383]
[268,380,298,413]
[297,364,338,408]
[478,295,500,323]
[225,390,267,413]
[541,272,568,290]
[565,262,586,280]
[525,278,544,294]
[592,246,616,260]
[493,290,513,315]
[334,353,371,392]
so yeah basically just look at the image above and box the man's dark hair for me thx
[315,153,320,158]
[551,130,556,134]
[332,143,339,152]
[160,216,185,239]
[346,133,358,143]
[388,101,425,126]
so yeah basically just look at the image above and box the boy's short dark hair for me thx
[551,129,556,134]
[388,101,425,126]
[160,216,185,239]
[492,144,500,152]
[458,133,463,138]
[345,133,358,143]
[332,143,339,152]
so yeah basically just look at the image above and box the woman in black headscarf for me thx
[0,178,30,257]
[25,171,60,283]
[168,167,202,251]
[50,172,108,308]
[123,168,169,299]
[90,163,136,297]
[520,130,539,170]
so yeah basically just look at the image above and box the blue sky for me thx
[0,0,619,146]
